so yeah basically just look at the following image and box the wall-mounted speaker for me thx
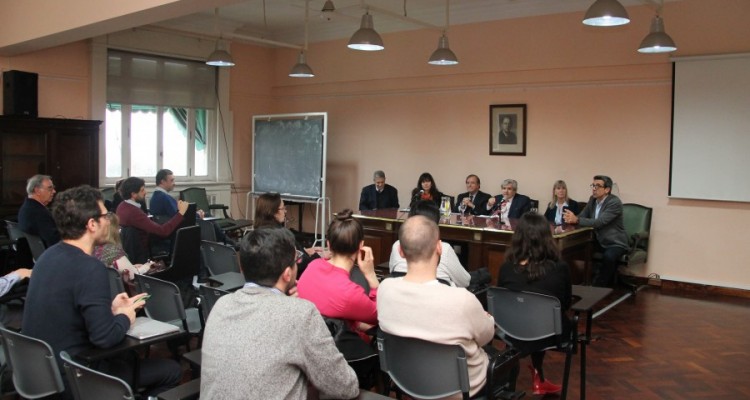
[3,70,38,117]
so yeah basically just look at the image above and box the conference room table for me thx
[355,210,594,285]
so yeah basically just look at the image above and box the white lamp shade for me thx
[348,13,384,51]
[583,0,630,27]
[638,16,677,53]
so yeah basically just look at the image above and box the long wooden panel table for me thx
[355,210,593,284]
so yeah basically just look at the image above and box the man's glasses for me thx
[96,211,114,220]
[590,184,605,189]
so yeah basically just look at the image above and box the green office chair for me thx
[617,203,652,292]
[179,187,230,219]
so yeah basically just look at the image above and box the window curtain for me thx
[107,50,217,110]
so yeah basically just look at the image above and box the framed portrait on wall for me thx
[489,104,527,156]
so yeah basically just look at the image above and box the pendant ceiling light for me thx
[583,0,630,27]
[320,0,336,21]
[348,10,384,51]
[290,0,315,77]
[429,0,458,66]
[206,9,235,67]
[638,15,677,53]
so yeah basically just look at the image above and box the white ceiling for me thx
[154,0,659,47]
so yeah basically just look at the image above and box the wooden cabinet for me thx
[0,116,101,218]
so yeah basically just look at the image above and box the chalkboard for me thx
[252,113,326,199]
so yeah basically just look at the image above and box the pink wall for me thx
[240,0,750,289]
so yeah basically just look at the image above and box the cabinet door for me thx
[0,131,47,206]
[47,127,99,191]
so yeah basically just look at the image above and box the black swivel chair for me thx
[487,287,579,400]
[134,274,202,349]
[151,225,201,284]
[200,240,241,276]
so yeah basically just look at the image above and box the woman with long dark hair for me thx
[409,172,444,208]
[253,192,319,276]
[497,213,571,396]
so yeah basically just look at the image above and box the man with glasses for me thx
[201,226,359,399]
[18,174,60,247]
[22,185,181,397]
[563,175,629,287]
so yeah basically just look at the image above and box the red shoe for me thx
[529,365,562,395]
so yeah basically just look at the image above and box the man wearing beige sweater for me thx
[377,215,496,397]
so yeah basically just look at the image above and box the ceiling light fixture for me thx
[583,0,630,27]
[290,0,315,77]
[348,9,384,51]
[638,4,677,54]
[428,0,458,65]
[320,0,336,21]
[206,8,235,67]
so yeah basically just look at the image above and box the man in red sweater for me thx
[115,177,189,263]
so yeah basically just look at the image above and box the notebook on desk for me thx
[127,317,180,340]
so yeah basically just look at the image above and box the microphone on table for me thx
[413,190,424,202]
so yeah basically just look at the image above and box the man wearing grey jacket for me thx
[200,227,359,400]
[564,175,629,287]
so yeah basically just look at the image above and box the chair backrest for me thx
[200,240,241,275]
[120,225,150,264]
[487,287,562,342]
[106,267,126,300]
[4,220,23,243]
[23,232,47,262]
[350,265,370,295]
[197,218,217,242]
[60,351,134,400]
[377,330,470,400]
[198,285,230,318]
[0,327,65,399]
[155,225,202,283]
[134,274,188,329]
[622,203,652,252]
[179,188,210,216]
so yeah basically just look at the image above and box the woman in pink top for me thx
[297,209,379,338]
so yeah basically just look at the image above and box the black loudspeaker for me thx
[3,70,38,117]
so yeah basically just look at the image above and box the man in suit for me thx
[18,174,60,247]
[201,227,359,399]
[454,174,491,215]
[484,179,531,220]
[359,170,400,210]
[498,116,517,145]
[564,175,629,287]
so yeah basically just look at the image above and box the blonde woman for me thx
[93,213,150,279]
[544,180,579,225]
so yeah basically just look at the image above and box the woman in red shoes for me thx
[497,212,571,396]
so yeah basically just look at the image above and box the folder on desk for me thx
[127,317,180,340]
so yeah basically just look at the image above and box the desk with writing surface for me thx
[355,210,593,284]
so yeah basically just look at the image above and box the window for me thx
[105,50,216,181]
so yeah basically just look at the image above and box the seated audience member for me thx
[254,192,320,277]
[201,227,359,400]
[544,180,579,225]
[93,212,151,280]
[485,179,532,219]
[359,170,400,210]
[149,169,233,247]
[409,172,445,209]
[297,209,379,385]
[378,215,496,397]
[454,174,491,215]
[389,200,470,287]
[497,212,572,396]
[563,175,628,287]
[0,268,32,297]
[22,185,181,397]
[116,177,189,263]
[110,178,147,213]
[18,174,60,247]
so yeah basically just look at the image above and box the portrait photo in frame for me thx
[489,104,527,156]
